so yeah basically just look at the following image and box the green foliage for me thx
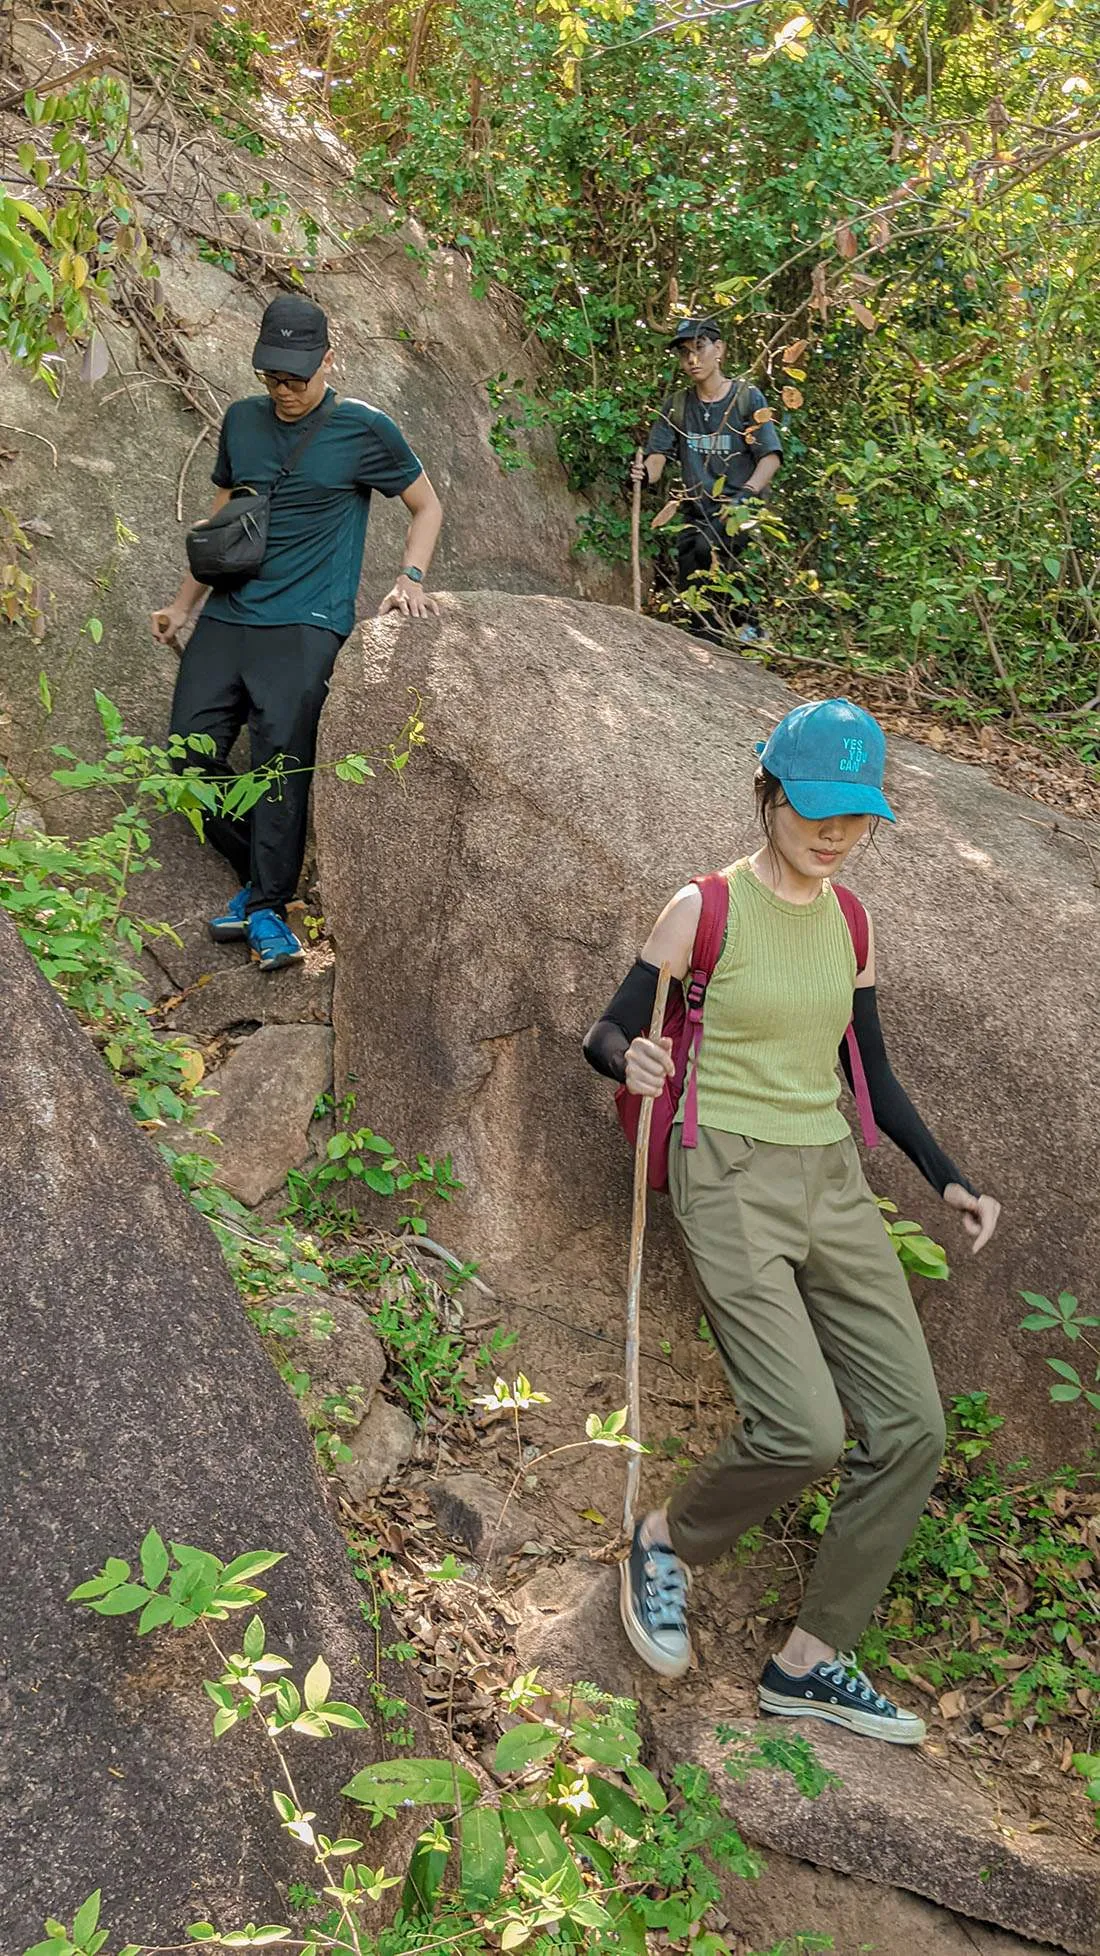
[294,1108,463,1217]
[1019,1288,1100,1415]
[855,1399,1100,1724]
[341,1690,781,1943]
[717,1727,840,1802]
[8,78,158,386]
[205,19,275,97]
[0,703,227,1123]
[49,1473,835,1956]
[877,1199,950,1282]
[68,1532,285,1635]
[331,0,1100,749]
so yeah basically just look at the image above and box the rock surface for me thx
[720,1845,1063,1956]
[515,1560,638,1697]
[649,1710,1100,1954]
[189,1022,333,1206]
[316,591,1100,1469]
[426,1471,531,1563]
[0,908,418,1945]
[342,1398,418,1501]
[282,1291,387,1427]
[163,953,335,1041]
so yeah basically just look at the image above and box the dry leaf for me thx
[835,222,858,260]
[782,337,809,367]
[870,214,891,251]
[80,330,110,386]
[781,385,804,409]
[850,300,877,331]
[809,262,830,318]
[175,1048,203,1095]
[753,406,775,424]
[890,129,905,162]
[578,1507,606,1525]
[651,498,681,530]
[938,1689,967,1720]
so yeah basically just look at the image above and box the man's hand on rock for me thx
[379,575,440,620]
[151,602,192,648]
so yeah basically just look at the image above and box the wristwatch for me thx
[400,565,424,584]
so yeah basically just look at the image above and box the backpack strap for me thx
[668,387,689,437]
[270,389,337,493]
[833,883,878,1150]
[833,882,868,974]
[680,871,730,1152]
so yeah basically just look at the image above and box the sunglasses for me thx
[255,370,312,393]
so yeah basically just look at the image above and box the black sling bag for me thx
[185,391,337,590]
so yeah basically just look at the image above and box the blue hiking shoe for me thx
[209,884,252,942]
[619,1524,691,1679]
[247,908,304,972]
[759,1652,926,1746]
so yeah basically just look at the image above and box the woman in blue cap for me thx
[583,698,1000,1745]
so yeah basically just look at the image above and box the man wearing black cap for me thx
[631,317,782,642]
[152,294,442,971]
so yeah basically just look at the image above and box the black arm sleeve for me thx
[841,986,977,1198]
[582,959,662,1083]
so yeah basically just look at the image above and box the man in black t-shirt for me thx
[632,317,782,639]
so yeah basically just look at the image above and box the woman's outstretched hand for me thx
[624,1033,674,1100]
[943,1183,1001,1254]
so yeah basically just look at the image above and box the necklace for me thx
[699,383,731,426]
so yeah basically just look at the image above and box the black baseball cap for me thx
[252,295,330,378]
[669,316,723,347]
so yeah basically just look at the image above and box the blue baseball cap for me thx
[754,698,895,822]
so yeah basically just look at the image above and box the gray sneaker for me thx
[619,1524,691,1678]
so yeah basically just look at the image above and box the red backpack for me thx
[614,872,879,1191]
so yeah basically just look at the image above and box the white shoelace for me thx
[819,1654,892,1712]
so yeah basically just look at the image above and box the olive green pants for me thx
[667,1126,946,1651]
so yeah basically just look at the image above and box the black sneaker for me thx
[619,1525,691,1679]
[759,1652,925,1745]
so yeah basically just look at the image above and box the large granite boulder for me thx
[0,908,418,1945]
[315,592,1100,1472]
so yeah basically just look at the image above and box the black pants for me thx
[676,500,754,638]
[169,616,344,917]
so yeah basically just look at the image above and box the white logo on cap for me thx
[280,328,293,337]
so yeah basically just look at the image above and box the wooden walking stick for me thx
[631,446,644,614]
[623,960,672,1535]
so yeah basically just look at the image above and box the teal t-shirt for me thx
[203,389,423,636]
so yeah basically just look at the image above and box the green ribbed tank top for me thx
[689,858,857,1146]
